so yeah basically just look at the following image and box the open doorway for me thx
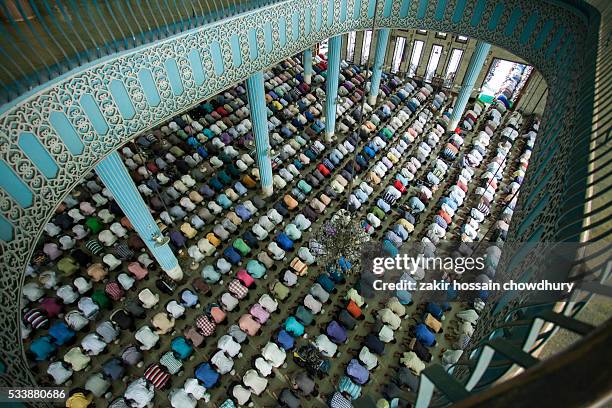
[480,58,533,106]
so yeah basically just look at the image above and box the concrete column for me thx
[246,71,274,197]
[303,49,313,84]
[325,35,342,142]
[447,40,491,131]
[368,28,390,106]
[95,151,183,281]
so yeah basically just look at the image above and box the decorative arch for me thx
[0,0,599,388]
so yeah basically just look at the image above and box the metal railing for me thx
[414,277,611,407]
[0,0,282,103]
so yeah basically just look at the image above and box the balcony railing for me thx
[0,0,282,104]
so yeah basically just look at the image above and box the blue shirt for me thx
[246,260,266,279]
[195,363,220,388]
[181,290,199,307]
[48,322,75,346]
[316,275,335,293]
[275,233,294,251]
[284,317,304,337]
[415,323,435,347]
[30,336,56,361]
[277,330,294,350]
[171,337,193,360]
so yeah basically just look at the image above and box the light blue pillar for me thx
[246,71,274,196]
[325,35,342,142]
[448,40,491,130]
[95,151,183,280]
[368,28,390,106]
[303,48,313,84]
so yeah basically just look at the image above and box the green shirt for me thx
[85,217,103,234]
[91,290,111,309]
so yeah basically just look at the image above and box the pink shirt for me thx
[239,314,261,336]
[128,262,148,280]
[79,202,96,215]
[237,270,254,287]
[249,304,270,324]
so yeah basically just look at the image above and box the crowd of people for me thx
[21,50,537,407]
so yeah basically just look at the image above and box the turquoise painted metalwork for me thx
[325,35,342,139]
[341,0,349,22]
[353,0,363,20]
[245,71,273,195]
[367,0,377,19]
[0,214,12,242]
[448,40,491,129]
[17,133,59,179]
[0,0,602,392]
[452,0,467,23]
[137,68,161,107]
[249,29,259,61]
[0,0,287,103]
[534,20,554,50]
[110,79,137,119]
[211,41,225,75]
[470,0,487,26]
[231,35,244,67]
[546,27,566,58]
[94,151,180,272]
[187,50,206,86]
[0,160,33,208]
[165,58,185,95]
[417,0,429,20]
[435,0,449,21]
[48,111,85,155]
[488,3,505,31]
[292,13,300,41]
[305,10,312,35]
[264,22,273,53]
[517,194,551,236]
[327,0,335,26]
[520,12,540,45]
[399,0,411,18]
[369,28,391,103]
[279,17,287,46]
[315,2,322,31]
[504,8,524,37]
[80,94,109,135]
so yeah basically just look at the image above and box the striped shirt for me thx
[477,202,491,216]
[85,240,104,256]
[23,308,49,329]
[114,242,134,260]
[105,282,124,301]
[159,351,183,375]
[144,364,170,389]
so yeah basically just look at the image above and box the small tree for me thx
[309,210,370,274]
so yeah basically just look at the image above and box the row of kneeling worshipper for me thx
[26,54,418,407]
[25,47,536,407]
[329,97,537,407]
[24,55,332,406]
